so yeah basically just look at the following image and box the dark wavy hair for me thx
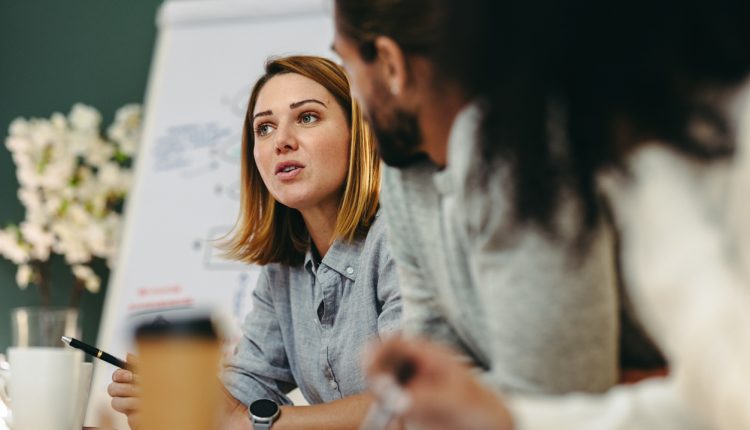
[336,0,750,235]
[438,0,750,233]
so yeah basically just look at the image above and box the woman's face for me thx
[252,73,350,213]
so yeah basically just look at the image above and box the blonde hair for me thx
[222,56,380,266]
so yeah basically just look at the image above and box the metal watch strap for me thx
[252,422,272,430]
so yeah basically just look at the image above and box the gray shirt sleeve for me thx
[222,268,295,406]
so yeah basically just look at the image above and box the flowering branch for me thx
[0,103,142,306]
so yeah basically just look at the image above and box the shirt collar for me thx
[303,248,317,275]
[302,216,374,281]
[433,101,483,195]
[320,235,363,281]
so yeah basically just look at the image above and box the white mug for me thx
[1,348,92,430]
[73,361,93,430]
[0,354,10,429]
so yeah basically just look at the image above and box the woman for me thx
[108,55,402,429]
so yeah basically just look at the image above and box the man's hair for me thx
[334,0,447,62]
[336,0,750,238]
[222,56,380,266]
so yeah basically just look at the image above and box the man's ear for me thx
[373,36,408,96]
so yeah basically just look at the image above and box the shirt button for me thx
[321,267,328,273]
[329,380,338,390]
[346,266,354,275]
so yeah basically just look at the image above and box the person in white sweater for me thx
[508,82,750,429]
[348,0,750,429]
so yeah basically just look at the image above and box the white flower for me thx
[16,264,33,289]
[89,195,107,218]
[59,239,91,264]
[73,168,99,205]
[8,117,30,136]
[0,228,29,265]
[59,186,75,201]
[38,150,76,190]
[83,223,107,256]
[112,103,142,129]
[68,104,102,133]
[17,187,42,214]
[50,112,67,130]
[84,138,115,167]
[43,194,63,218]
[16,166,40,188]
[50,221,74,243]
[72,264,100,293]
[106,247,120,268]
[108,104,142,157]
[98,162,124,190]
[66,203,92,226]
[12,150,35,177]
[20,221,54,261]
[78,165,94,181]
[29,120,60,151]
[5,135,31,155]
[119,140,138,157]
[25,205,48,226]
[101,213,123,268]
[1,102,140,295]
[67,132,93,157]
[10,150,33,169]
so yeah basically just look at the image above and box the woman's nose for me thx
[274,126,299,154]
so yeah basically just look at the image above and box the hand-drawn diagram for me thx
[149,86,258,326]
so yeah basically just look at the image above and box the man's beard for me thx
[362,79,426,168]
[368,109,426,168]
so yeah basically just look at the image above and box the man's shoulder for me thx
[382,160,437,189]
[379,161,442,265]
[381,160,439,215]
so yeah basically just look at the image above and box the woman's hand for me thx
[365,337,514,430]
[107,354,141,430]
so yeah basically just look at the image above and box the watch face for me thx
[250,399,279,419]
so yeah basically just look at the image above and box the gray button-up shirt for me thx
[223,212,401,406]
[381,104,618,395]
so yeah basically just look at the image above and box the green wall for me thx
[0,0,163,350]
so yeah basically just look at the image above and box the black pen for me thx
[61,336,130,370]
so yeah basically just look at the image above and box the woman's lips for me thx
[276,165,303,180]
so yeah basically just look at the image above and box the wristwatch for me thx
[248,398,280,430]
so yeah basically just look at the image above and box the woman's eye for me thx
[255,123,273,136]
[299,113,319,125]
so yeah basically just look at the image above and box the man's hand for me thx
[365,337,514,430]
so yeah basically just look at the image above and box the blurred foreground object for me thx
[135,314,222,430]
